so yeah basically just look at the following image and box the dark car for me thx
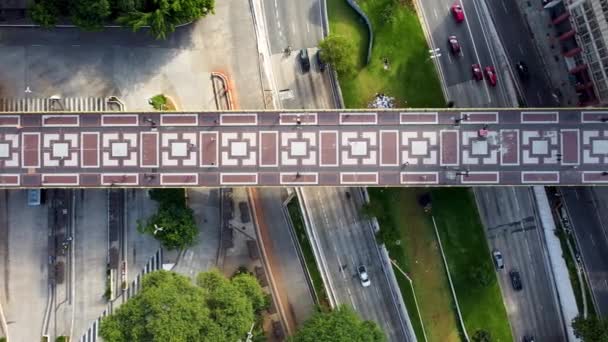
[448,36,461,55]
[523,336,535,342]
[509,270,523,291]
[516,61,529,80]
[472,64,483,81]
[316,50,327,72]
[299,49,311,73]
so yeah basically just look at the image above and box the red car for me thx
[448,36,461,55]
[472,64,483,81]
[484,66,497,86]
[451,3,465,22]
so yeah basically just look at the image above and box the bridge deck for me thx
[0,109,607,187]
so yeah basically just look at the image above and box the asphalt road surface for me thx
[561,187,608,316]
[300,187,410,342]
[483,0,558,107]
[417,0,512,107]
[475,187,566,341]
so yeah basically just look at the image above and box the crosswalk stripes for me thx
[79,248,164,342]
[0,97,109,112]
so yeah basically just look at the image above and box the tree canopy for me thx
[318,34,357,78]
[100,269,268,342]
[139,188,198,250]
[290,306,385,342]
[573,315,608,342]
[29,0,215,39]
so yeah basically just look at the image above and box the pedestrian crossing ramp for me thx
[0,96,124,112]
[79,248,163,342]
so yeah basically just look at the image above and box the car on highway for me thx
[516,61,529,80]
[448,36,461,56]
[299,49,310,73]
[492,250,504,270]
[472,64,483,81]
[451,3,465,22]
[316,50,327,72]
[509,269,523,291]
[484,66,497,86]
[523,336,535,342]
[358,265,371,287]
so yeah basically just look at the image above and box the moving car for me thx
[523,336,535,342]
[358,265,371,287]
[448,36,461,55]
[316,50,327,72]
[299,49,310,73]
[492,250,504,270]
[451,3,465,22]
[484,65,497,86]
[509,270,523,291]
[472,64,483,81]
[516,61,529,79]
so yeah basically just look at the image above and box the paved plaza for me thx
[0,109,608,186]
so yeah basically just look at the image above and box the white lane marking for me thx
[347,288,357,310]
[306,21,310,33]
[291,22,296,34]
[433,8,438,19]
[518,43,524,55]
[501,0,508,13]
[446,50,453,64]
[459,1,492,103]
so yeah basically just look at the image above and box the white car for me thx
[358,265,371,287]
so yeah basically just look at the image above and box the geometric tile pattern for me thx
[1,109,608,187]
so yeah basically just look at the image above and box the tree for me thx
[290,306,385,342]
[573,315,608,342]
[100,270,266,342]
[119,0,215,39]
[472,329,492,342]
[139,202,198,250]
[29,0,59,28]
[318,34,356,78]
[70,0,111,31]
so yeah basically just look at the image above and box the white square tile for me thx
[112,142,128,157]
[171,142,188,157]
[231,141,248,157]
[350,141,368,156]
[532,140,548,155]
[291,141,307,156]
[411,140,428,156]
[593,139,608,155]
[53,143,69,158]
[471,140,488,155]
[0,143,9,158]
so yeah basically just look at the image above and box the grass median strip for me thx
[326,0,444,108]
[368,188,460,342]
[431,188,513,342]
[286,196,331,311]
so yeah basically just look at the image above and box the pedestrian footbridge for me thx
[0,109,607,187]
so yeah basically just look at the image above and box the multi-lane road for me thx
[300,187,410,341]
[475,187,566,341]
[561,187,608,316]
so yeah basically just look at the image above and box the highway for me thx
[475,187,566,341]
[416,0,512,107]
[300,187,410,342]
[561,187,608,316]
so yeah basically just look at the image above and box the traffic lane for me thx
[562,187,608,316]
[263,0,323,54]
[302,187,407,341]
[256,188,315,327]
[419,0,505,106]
[485,0,556,106]
[477,187,566,341]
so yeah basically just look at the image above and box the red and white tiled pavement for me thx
[1,109,608,187]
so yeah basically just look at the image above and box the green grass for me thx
[369,188,461,342]
[287,197,331,311]
[327,0,444,108]
[431,188,513,342]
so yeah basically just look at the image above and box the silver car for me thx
[492,250,504,270]
[358,265,371,287]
